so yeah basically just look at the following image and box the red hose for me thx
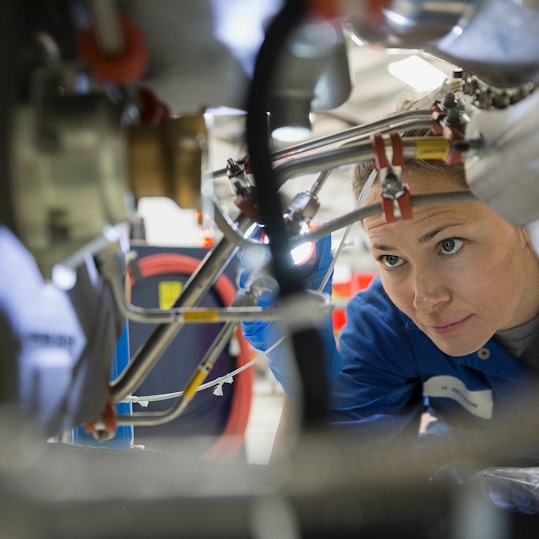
[128,253,254,461]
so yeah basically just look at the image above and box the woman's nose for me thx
[412,271,450,313]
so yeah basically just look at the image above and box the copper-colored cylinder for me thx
[128,114,207,212]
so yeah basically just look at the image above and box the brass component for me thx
[127,114,207,212]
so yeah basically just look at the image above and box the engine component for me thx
[464,88,539,228]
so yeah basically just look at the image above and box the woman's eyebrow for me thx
[418,225,455,244]
[371,224,458,251]
[370,242,394,252]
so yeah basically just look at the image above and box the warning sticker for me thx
[158,281,182,309]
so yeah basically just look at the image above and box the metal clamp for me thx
[431,99,465,165]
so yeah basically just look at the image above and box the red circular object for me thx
[129,253,254,461]
[78,17,148,84]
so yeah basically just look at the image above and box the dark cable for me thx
[245,0,304,296]
[245,0,328,428]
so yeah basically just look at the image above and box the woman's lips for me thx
[426,315,472,336]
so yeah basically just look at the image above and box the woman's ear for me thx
[520,225,539,258]
[526,221,539,257]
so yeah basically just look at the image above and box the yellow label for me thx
[158,281,182,310]
[184,369,208,399]
[414,138,450,160]
[183,310,220,322]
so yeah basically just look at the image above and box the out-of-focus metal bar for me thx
[88,0,125,57]
[52,224,127,290]
[109,213,252,403]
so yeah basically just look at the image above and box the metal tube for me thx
[115,291,259,427]
[115,322,237,427]
[308,169,331,196]
[110,214,252,403]
[274,139,375,190]
[104,261,331,324]
[110,131,453,402]
[274,135,453,190]
[270,110,433,160]
[212,136,458,254]
[52,224,127,290]
[210,110,433,180]
[88,0,125,57]
[289,191,478,248]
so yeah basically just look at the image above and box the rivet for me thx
[478,348,490,360]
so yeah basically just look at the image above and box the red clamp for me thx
[228,156,261,223]
[371,132,412,223]
[84,393,117,440]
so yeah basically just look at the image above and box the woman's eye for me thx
[440,238,464,255]
[381,254,405,269]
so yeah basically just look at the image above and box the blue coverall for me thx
[330,276,537,442]
[243,275,538,443]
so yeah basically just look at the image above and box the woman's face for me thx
[363,168,539,356]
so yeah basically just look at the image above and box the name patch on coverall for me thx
[423,376,493,419]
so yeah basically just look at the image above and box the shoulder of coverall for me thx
[344,276,536,382]
[344,275,421,334]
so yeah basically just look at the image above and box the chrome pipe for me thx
[88,0,125,57]
[110,214,252,403]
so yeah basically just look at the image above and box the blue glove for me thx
[239,234,341,394]
[301,234,334,295]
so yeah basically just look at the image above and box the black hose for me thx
[245,0,328,428]
[245,0,303,296]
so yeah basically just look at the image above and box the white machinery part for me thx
[464,88,539,227]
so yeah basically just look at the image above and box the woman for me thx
[329,157,539,443]
[242,151,539,449]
